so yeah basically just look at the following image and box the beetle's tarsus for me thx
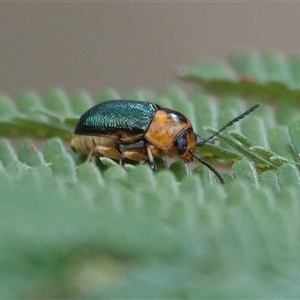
[148,160,157,172]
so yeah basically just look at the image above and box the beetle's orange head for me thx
[171,128,198,162]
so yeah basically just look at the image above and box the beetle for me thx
[70,100,259,184]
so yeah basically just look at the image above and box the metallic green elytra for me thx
[75,100,158,134]
[71,100,260,184]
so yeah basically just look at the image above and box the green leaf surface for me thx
[229,52,267,82]
[259,169,280,192]
[180,61,237,81]
[181,52,300,106]
[0,138,300,298]
[2,52,300,297]
[69,90,94,115]
[17,139,45,167]
[42,89,72,115]
[232,159,259,186]
[0,138,18,166]
[0,94,17,119]
[43,138,77,182]
[169,160,191,181]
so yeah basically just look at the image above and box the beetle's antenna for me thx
[188,150,224,185]
[196,104,260,146]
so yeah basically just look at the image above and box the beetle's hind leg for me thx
[118,157,124,167]
[86,148,95,162]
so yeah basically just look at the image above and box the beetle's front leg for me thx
[86,147,96,162]
[146,146,157,172]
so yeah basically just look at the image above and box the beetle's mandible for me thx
[70,100,259,184]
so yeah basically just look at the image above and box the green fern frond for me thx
[1,86,300,173]
[180,52,300,107]
[1,136,300,298]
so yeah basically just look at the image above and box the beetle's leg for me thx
[86,148,95,162]
[116,140,158,171]
[118,140,148,162]
[88,145,121,161]
[146,146,157,172]
[119,148,148,163]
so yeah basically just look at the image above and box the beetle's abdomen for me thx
[74,100,158,135]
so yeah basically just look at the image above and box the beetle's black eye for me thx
[175,131,188,155]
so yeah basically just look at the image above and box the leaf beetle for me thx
[70,100,259,184]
